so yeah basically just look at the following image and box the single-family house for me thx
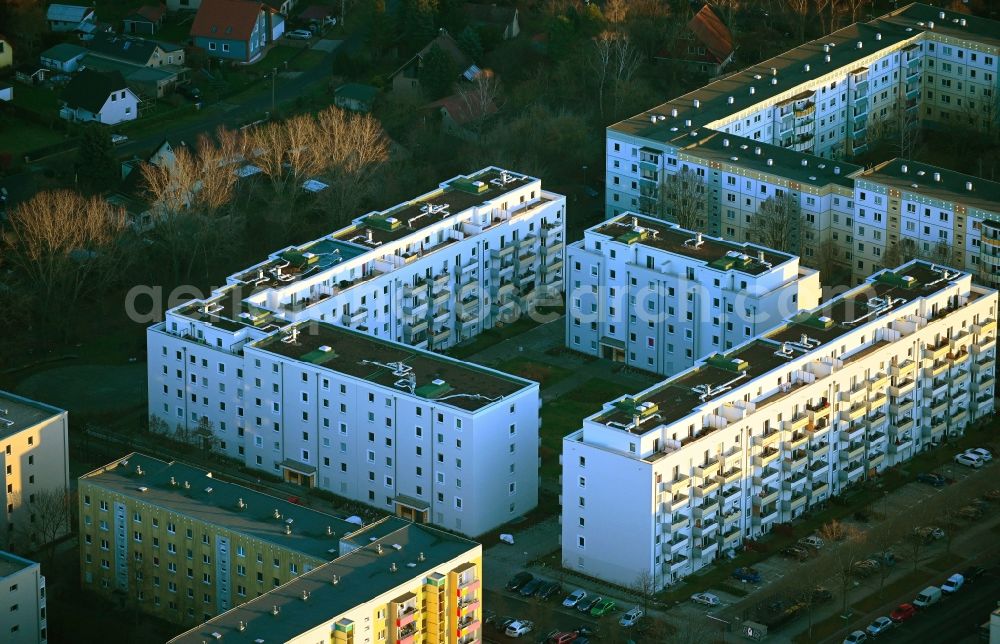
[262,0,295,19]
[46,4,96,32]
[0,83,12,102]
[166,0,202,12]
[655,4,735,76]
[391,31,472,97]
[190,0,274,63]
[123,4,167,35]
[0,35,12,70]
[40,43,89,72]
[79,54,182,98]
[60,69,139,125]
[14,65,47,85]
[462,3,519,40]
[426,91,497,141]
[86,32,186,68]
[333,83,377,113]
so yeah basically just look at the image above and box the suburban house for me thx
[262,0,295,20]
[333,83,377,113]
[40,43,89,72]
[46,4,96,32]
[123,4,167,35]
[80,55,183,98]
[391,31,473,96]
[60,69,139,125]
[111,138,194,229]
[0,35,12,70]
[655,4,735,75]
[427,91,497,141]
[462,3,519,40]
[86,32,186,68]
[166,0,202,12]
[190,0,275,63]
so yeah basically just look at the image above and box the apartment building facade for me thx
[561,261,997,590]
[169,517,482,644]
[147,320,540,537]
[79,453,374,626]
[606,3,1000,284]
[0,392,71,550]
[566,214,822,376]
[0,551,47,644]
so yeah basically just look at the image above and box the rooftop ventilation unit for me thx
[331,574,340,585]
[683,232,705,249]
[857,41,863,49]
[901,164,908,173]
[823,44,829,53]
[418,552,426,561]
[966,181,973,191]
[390,562,398,572]
[273,509,281,519]
[939,10,946,18]
[693,99,700,108]
[825,55,831,63]
[767,158,773,166]
[804,63,810,72]
[753,74,761,80]
[376,543,384,555]
[284,524,292,535]
[272,605,280,616]
[754,147,761,155]
[238,621,246,632]
[169,476,177,486]
[727,96,734,105]
[684,119,692,127]
[749,86,755,95]
[670,108,678,117]
[391,543,403,550]
[771,77,778,85]
[771,67,777,76]
[205,487,213,494]
[801,159,808,167]
[876,33,882,40]
[933,172,941,182]
[135,465,143,476]
[183,481,190,489]
[237,498,246,510]
[281,327,300,344]
[136,486,148,493]
[302,590,310,601]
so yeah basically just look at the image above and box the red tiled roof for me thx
[133,4,166,22]
[427,92,497,126]
[190,0,265,41]
[687,5,734,64]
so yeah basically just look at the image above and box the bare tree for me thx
[818,521,867,618]
[655,167,708,230]
[629,569,656,614]
[747,192,802,253]
[604,0,628,25]
[1,190,128,325]
[458,69,503,139]
[13,488,74,570]
[787,0,810,43]
[590,32,643,119]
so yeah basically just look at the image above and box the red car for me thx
[547,633,578,644]
[890,603,917,623]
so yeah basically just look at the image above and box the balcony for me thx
[756,487,779,506]
[403,299,428,317]
[669,513,690,531]
[783,450,808,472]
[840,423,865,443]
[754,467,780,487]
[930,398,947,417]
[949,350,970,368]
[842,442,866,462]
[720,528,741,548]
[974,336,997,354]
[460,259,477,274]
[924,417,946,438]
[458,279,479,297]
[785,431,809,450]
[808,399,832,420]
[431,289,450,307]
[868,372,889,391]
[717,467,742,485]
[693,539,719,560]
[722,509,740,526]
[757,504,779,525]
[492,245,515,259]
[516,250,537,267]
[669,553,689,571]
[694,479,720,497]
[892,359,916,378]
[844,402,867,422]
[670,536,690,554]
[404,281,428,298]
[972,356,995,373]
[754,446,780,467]
[784,413,809,433]
[890,434,913,454]
[976,393,993,413]
[695,458,721,479]
[839,461,865,482]
[495,281,515,299]
[667,474,690,495]
[808,460,829,478]
[810,482,829,498]
[809,442,830,459]
[867,451,885,470]
[890,398,914,415]
[695,499,720,519]
[404,318,428,336]
[925,340,950,361]
[951,409,968,428]
[542,239,564,257]
[925,360,949,378]
[975,375,996,391]
[868,392,887,410]
[973,319,997,335]
[755,429,781,448]
[783,494,807,513]
[867,411,888,433]
[693,518,719,539]
[457,598,480,616]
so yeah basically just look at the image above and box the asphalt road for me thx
[483,588,604,642]
[865,567,1000,643]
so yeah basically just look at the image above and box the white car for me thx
[619,606,644,627]
[562,589,587,608]
[955,452,984,468]
[844,630,868,644]
[285,29,312,40]
[966,448,993,463]
[504,620,533,638]
[799,535,825,549]
[866,616,894,636]
[941,573,964,594]
[111,133,129,146]
[691,592,721,606]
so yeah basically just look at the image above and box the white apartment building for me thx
[562,261,997,590]
[0,551,47,644]
[0,392,71,550]
[566,214,821,376]
[606,3,1000,283]
[147,320,540,537]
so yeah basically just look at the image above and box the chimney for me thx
[302,590,310,601]
[933,172,941,182]
[376,544,384,555]
[825,55,831,63]
[693,99,701,108]
[649,115,657,124]
[237,498,246,510]
[723,138,730,147]
[326,525,333,536]
[767,158,774,166]
[960,18,966,26]
[684,119,692,127]
[754,147,762,155]
[801,159,809,167]
[834,167,841,175]
[901,164,908,173]
[390,562,398,573]
[727,96,734,105]
[183,481,190,489]
[823,44,829,53]
[135,465,143,475]
[284,524,292,535]
[804,63,811,72]
[332,574,340,585]
[418,552,426,561]
[758,250,765,262]
[771,67,777,76]
[966,181,973,191]
[876,33,882,41]
[238,621,246,632]
[671,108,678,117]
[169,476,177,486]
[749,86,756,95]
[928,20,934,29]
[939,10,945,19]
[771,78,778,85]
[857,41,863,49]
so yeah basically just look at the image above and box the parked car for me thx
[984,489,1000,502]
[955,452,984,468]
[781,545,810,560]
[889,603,917,623]
[619,606,644,627]
[590,598,616,617]
[958,505,983,520]
[576,596,601,613]
[111,133,129,146]
[519,577,544,597]
[562,589,587,608]
[285,29,313,40]
[912,586,942,608]
[853,560,879,578]
[799,535,825,549]
[913,526,945,542]
[941,573,964,594]
[810,586,833,603]
[537,580,561,600]
[691,592,721,606]
[506,572,533,592]
[544,631,577,644]
[963,566,987,582]
[917,472,946,487]
[732,567,762,583]
[843,630,868,644]
[505,620,534,638]
[866,616,894,637]
[177,84,201,101]
[966,447,993,462]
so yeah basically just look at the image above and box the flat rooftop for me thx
[0,551,36,579]
[595,261,972,432]
[885,3,1000,48]
[684,131,862,189]
[0,391,64,440]
[174,285,287,333]
[860,158,1000,214]
[80,453,358,561]
[168,519,478,644]
[593,214,791,275]
[252,322,533,412]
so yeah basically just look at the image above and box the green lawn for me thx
[446,313,555,360]
[0,118,66,161]
[12,82,60,112]
[496,357,572,390]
